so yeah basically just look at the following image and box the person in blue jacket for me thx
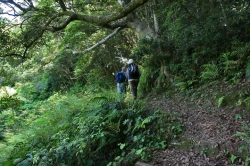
[117,66,128,95]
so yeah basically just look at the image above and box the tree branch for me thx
[23,29,45,54]
[25,0,34,8]
[0,0,148,59]
[77,0,148,25]
[57,0,67,11]
[36,0,148,32]
[72,27,122,55]
[36,11,77,32]
[0,0,35,16]
[5,0,27,12]
[0,53,25,59]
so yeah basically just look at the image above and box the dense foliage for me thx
[1,92,183,166]
[1,0,250,165]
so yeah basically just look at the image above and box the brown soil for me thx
[143,81,250,166]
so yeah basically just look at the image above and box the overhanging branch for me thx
[36,0,148,32]
[0,53,25,59]
[57,0,67,11]
[72,27,122,55]
[0,0,149,59]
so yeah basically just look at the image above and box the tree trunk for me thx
[120,0,173,89]
[157,61,174,88]
[118,0,157,39]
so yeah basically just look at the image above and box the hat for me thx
[128,59,134,64]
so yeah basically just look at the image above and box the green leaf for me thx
[230,154,237,163]
[86,160,93,166]
[118,143,126,150]
[218,96,224,107]
[115,156,120,161]
[135,148,143,155]
[235,114,242,120]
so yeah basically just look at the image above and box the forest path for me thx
[142,90,250,166]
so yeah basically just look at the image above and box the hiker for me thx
[127,59,140,100]
[115,66,128,95]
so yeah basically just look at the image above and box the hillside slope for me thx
[143,80,250,165]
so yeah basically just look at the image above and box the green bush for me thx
[2,93,182,166]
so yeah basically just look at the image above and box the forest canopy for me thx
[0,0,150,59]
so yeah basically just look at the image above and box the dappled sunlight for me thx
[0,86,16,97]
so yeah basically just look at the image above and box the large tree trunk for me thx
[127,14,156,39]
[120,0,173,89]
[119,0,157,39]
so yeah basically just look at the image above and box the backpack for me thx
[115,72,126,83]
[127,63,139,76]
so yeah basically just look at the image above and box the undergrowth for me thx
[0,90,183,166]
[235,126,250,165]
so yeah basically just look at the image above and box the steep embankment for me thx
[142,80,250,165]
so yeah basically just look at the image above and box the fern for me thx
[174,81,187,92]
[106,121,121,134]
[218,96,224,107]
[221,52,239,71]
[223,60,239,72]
[102,110,125,137]
[2,94,176,166]
[221,52,240,73]
[200,64,219,80]
[235,129,250,145]
[90,96,113,104]
[132,116,154,133]
[243,97,250,106]
[235,126,250,163]
[90,95,126,110]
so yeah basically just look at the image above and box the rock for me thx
[134,161,152,166]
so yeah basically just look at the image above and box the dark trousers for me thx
[129,80,139,99]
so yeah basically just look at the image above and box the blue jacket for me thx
[121,71,128,81]
[116,71,128,83]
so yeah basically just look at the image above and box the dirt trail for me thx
[144,93,250,166]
